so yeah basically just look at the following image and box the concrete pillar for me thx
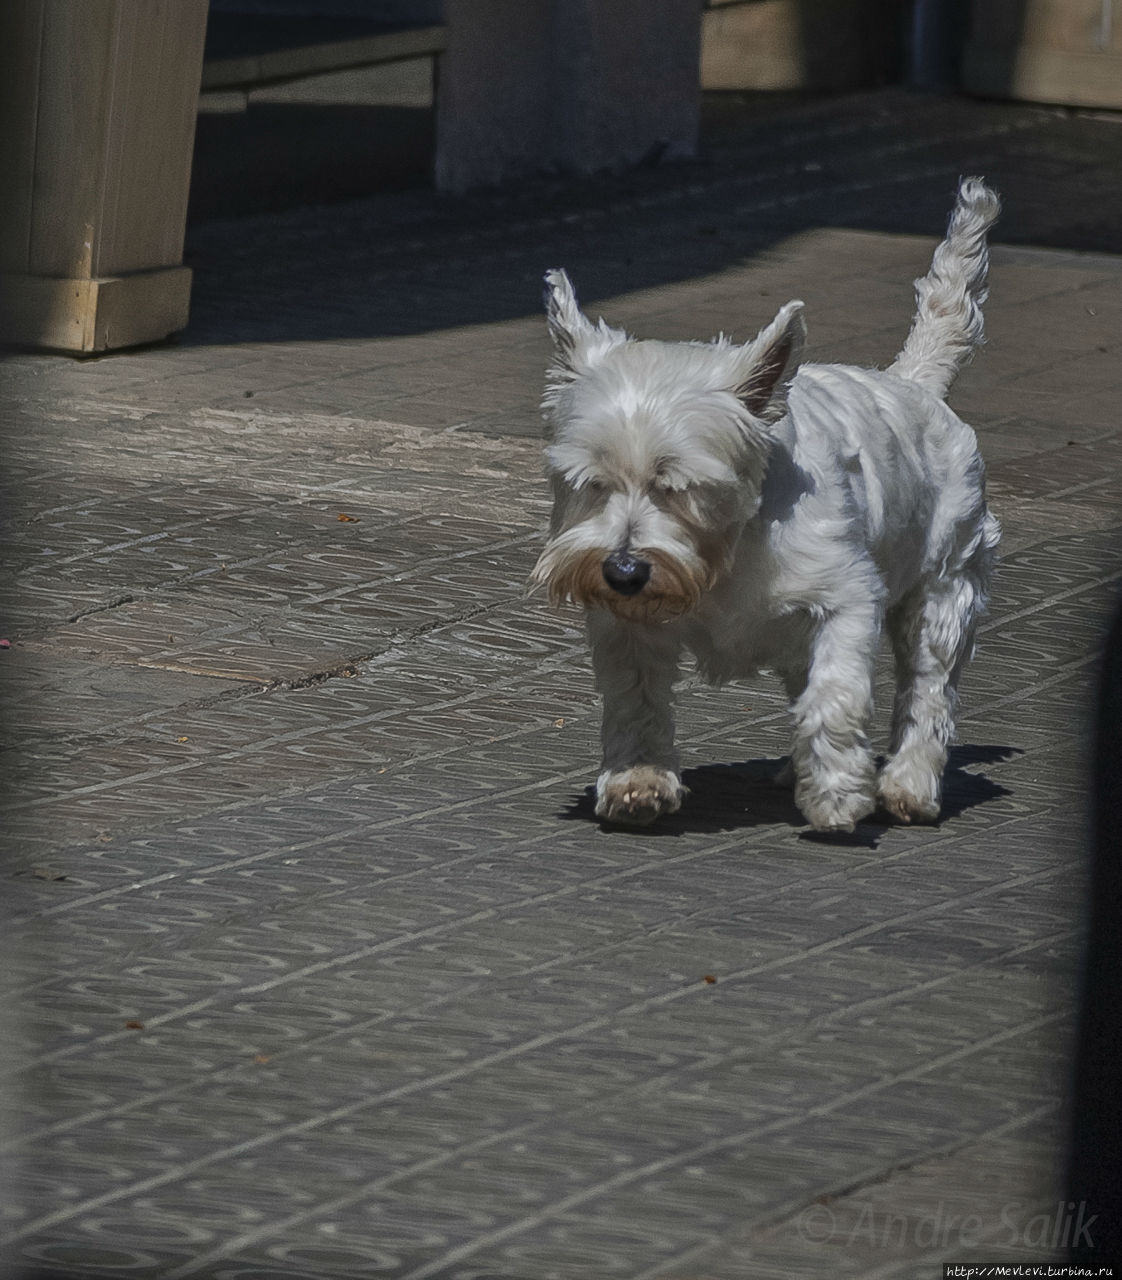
[435,0,701,194]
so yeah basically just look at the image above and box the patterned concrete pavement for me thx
[1,90,1120,1278]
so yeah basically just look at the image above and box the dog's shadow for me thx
[559,744,1019,847]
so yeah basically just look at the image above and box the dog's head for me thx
[531,269,806,622]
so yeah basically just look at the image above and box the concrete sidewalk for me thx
[1,89,1120,1278]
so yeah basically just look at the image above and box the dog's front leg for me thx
[791,605,879,833]
[588,610,684,825]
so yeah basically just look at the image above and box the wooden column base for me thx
[962,44,1122,109]
[0,266,192,355]
[701,0,902,92]
[962,0,1122,110]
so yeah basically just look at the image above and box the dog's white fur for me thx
[532,178,1002,833]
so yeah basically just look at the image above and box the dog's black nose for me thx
[602,552,651,595]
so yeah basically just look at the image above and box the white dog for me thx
[532,178,1002,833]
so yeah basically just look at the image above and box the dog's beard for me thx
[532,543,714,622]
[532,479,750,622]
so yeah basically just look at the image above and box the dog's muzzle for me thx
[602,551,651,596]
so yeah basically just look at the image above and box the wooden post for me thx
[0,0,209,354]
[963,0,1122,108]
[701,0,904,92]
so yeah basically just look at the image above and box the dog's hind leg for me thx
[771,662,809,790]
[878,566,988,823]
[588,611,685,826]
[791,604,880,833]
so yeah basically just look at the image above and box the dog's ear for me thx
[544,269,592,364]
[543,269,626,380]
[733,301,806,422]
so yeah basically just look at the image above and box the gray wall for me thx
[436,0,701,193]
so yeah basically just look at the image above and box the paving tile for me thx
[3,87,1122,1280]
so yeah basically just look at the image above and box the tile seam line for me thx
[1,665,1021,923]
[2,745,1046,985]
[1,789,1059,1020]
[636,1098,1062,1280]
[0,900,1068,1246]
[6,544,1103,840]
[49,543,537,655]
[8,605,577,753]
[0,600,565,815]
[977,560,1122,638]
[0,827,868,1072]
[0,680,1074,905]
[76,574,550,700]
[373,1009,1072,1280]
[5,815,785,1005]
[162,1047,1067,1280]
[9,919,1074,1157]
[959,649,1105,723]
[244,829,1071,1011]
[25,515,539,621]
[4,814,1064,1085]
[4,569,1103,816]
[14,526,1112,707]
[28,524,542,650]
[158,1113,553,1280]
[0,728,811,933]
[36,476,373,568]
[1004,473,1122,504]
[0,655,1060,890]
[6,466,539,512]
[5,476,221,526]
[0,678,599,862]
[11,398,539,454]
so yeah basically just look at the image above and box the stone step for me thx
[201,13,446,92]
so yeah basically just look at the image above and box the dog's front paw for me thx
[877,766,942,825]
[797,785,875,834]
[596,766,684,826]
[792,747,876,833]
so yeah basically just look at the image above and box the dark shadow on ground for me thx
[189,104,434,223]
[180,89,1122,348]
[939,742,1020,818]
[558,743,1017,844]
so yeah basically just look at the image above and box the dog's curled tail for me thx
[889,177,1001,400]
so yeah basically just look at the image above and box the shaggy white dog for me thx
[532,178,1002,833]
